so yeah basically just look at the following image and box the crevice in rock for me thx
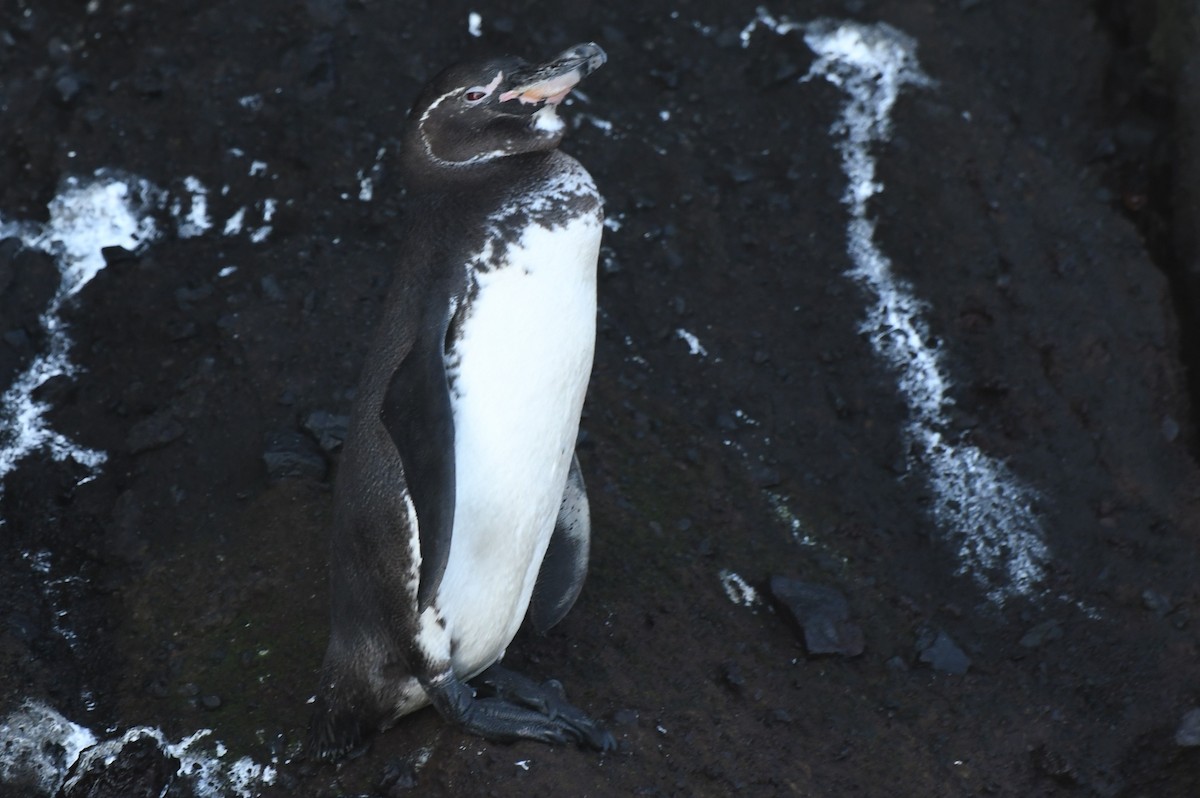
[1093,0,1200,458]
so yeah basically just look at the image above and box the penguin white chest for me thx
[437,207,601,675]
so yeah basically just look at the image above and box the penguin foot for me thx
[477,664,616,750]
[424,668,615,752]
[305,694,371,763]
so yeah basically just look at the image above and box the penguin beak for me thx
[499,43,607,106]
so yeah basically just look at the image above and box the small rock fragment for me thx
[768,707,793,726]
[3,328,30,353]
[54,71,83,105]
[1019,619,1063,648]
[127,410,185,454]
[1141,588,1171,616]
[174,282,214,307]
[31,374,72,405]
[379,757,419,794]
[769,576,865,657]
[916,627,971,675]
[303,410,348,453]
[260,274,286,302]
[263,430,327,481]
[720,661,746,691]
[1031,744,1079,785]
[101,244,139,266]
[1176,708,1200,747]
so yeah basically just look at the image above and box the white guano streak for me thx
[718,569,759,607]
[0,700,276,798]
[0,175,159,514]
[745,10,1050,604]
[0,169,279,523]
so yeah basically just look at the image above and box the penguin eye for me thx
[464,87,490,105]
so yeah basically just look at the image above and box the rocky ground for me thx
[1,1,1199,796]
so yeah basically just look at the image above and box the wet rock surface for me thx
[1,1,1199,797]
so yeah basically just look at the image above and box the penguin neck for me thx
[401,143,559,193]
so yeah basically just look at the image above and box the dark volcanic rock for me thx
[1177,708,1200,747]
[58,735,178,798]
[379,758,419,794]
[2,2,1200,797]
[302,409,348,454]
[769,575,864,657]
[0,243,57,378]
[126,411,185,454]
[1019,618,1063,649]
[263,430,326,481]
[916,627,971,675]
[1031,744,1081,787]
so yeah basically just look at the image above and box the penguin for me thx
[306,42,613,760]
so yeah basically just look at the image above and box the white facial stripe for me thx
[417,69,556,168]
[418,90,479,167]
[418,89,459,125]
[421,139,508,168]
[421,70,503,125]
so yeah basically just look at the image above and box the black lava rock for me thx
[1019,619,1063,649]
[1176,708,1200,747]
[126,411,185,454]
[263,430,327,481]
[916,627,971,675]
[1,242,58,330]
[58,734,178,798]
[769,575,865,657]
[379,758,419,794]
[302,410,349,454]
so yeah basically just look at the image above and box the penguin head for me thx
[406,43,606,170]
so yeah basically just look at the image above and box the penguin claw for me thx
[541,678,568,702]
[432,667,614,752]
[556,711,617,753]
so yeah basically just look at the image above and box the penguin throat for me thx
[418,112,564,168]
[532,106,564,134]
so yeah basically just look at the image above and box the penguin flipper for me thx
[381,324,457,612]
[527,453,591,634]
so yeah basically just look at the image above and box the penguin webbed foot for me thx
[425,667,615,752]
[305,694,373,764]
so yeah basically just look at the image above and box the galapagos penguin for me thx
[307,42,613,760]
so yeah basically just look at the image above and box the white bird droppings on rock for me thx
[719,570,760,607]
[676,328,708,357]
[744,9,1052,606]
